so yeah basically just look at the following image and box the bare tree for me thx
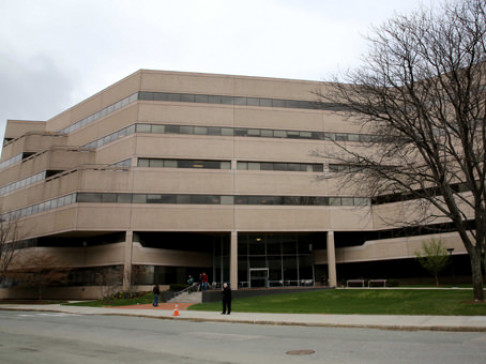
[318,0,486,301]
[0,214,19,285]
[10,252,70,300]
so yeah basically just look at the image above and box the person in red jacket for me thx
[201,272,209,291]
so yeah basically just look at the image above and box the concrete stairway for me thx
[168,291,202,303]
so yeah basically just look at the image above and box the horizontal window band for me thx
[76,193,370,207]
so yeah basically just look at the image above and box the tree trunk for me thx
[470,251,484,302]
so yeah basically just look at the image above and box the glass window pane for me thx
[117,194,132,203]
[149,159,164,167]
[167,93,181,101]
[207,95,221,104]
[221,196,234,204]
[233,97,246,105]
[237,162,248,170]
[274,130,287,138]
[207,127,221,135]
[153,92,168,101]
[133,194,147,203]
[180,126,193,134]
[287,130,300,138]
[165,125,180,134]
[102,194,117,202]
[259,98,272,107]
[151,124,165,133]
[260,163,273,171]
[272,99,286,107]
[220,162,231,169]
[137,124,152,133]
[138,158,150,167]
[194,126,208,135]
[234,129,247,136]
[341,197,354,206]
[246,98,259,106]
[138,92,153,100]
[221,96,233,105]
[348,134,360,142]
[147,194,163,203]
[77,193,102,202]
[195,94,209,103]
[221,128,233,136]
[330,197,341,206]
[261,129,273,137]
[164,160,177,168]
[180,94,195,102]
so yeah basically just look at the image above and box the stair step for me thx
[168,291,202,303]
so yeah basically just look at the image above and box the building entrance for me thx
[237,232,326,288]
[249,268,269,288]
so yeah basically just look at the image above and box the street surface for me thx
[0,310,485,363]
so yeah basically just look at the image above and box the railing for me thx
[172,283,200,299]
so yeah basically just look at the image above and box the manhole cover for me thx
[286,350,315,356]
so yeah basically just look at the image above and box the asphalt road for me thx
[1,310,485,364]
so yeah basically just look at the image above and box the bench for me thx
[346,279,365,288]
[368,279,387,287]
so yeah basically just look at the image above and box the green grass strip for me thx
[189,289,486,316]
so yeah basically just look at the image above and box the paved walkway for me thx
[1,302,486,332]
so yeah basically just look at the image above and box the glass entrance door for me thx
[249,268,269,288]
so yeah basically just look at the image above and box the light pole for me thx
[447,248,455,287]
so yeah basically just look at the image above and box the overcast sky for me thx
[0,0,441,142]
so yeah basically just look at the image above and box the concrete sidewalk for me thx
[2,302,486,332]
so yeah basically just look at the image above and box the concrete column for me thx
[327,231,337,287]
[123,230,133,290]
[230,230,238,290]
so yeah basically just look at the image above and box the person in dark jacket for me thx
[221,283,232,315]
[152,284,160,307]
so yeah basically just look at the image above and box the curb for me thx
[2,306,486,332]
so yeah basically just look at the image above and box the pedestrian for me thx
[198,272,203,291]
[201,272,209,291]
[152,284,160,307]
[187,275,194,285]
[221,282,232,315]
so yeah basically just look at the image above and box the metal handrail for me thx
[173,283,200,298]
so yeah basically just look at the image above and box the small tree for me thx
[415,238,450,286]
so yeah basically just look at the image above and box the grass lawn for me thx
[189,289,486,316]
[64,293,155,307]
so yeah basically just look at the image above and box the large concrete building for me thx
[0,70,468,298]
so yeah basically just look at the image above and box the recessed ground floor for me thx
[0,230,470,300]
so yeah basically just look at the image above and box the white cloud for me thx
[0,0,443,143]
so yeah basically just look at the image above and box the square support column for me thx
[327,231,337,287]
[230,230,238,290]
[123,230,133,290]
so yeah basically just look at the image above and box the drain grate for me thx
[286,350,315,356]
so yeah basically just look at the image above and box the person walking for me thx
[221,283,232,315]
[152,284,160,307]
